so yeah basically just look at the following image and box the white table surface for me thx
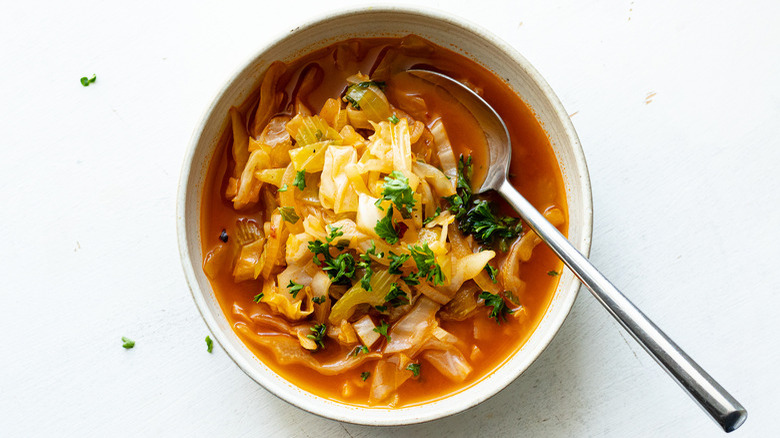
[2,1,778,436]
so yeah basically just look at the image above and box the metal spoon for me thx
[408,69,747,433]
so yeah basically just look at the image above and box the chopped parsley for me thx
[326,226,344,243]
[406,363,421,377]
[309,240,356,285]
[358,241,383,291]
[388,114,400,124]
[548,270,559,276]
[375,305,388,312]
[293,170,306,190]
[377,171,415,218]
[80,74,96,87]
[480,291,514,324]
[351,345,369,356]
[361,371,371,381]
[484,264,498,283]
[253,293,264,303]
[408,243,444,285]
[384,283,409,307]
[306,323,327,349]
[373,320,391,342]
[121,336,135,349]
[278,184,289,192]
[312,296,326,304]
[446,155,522,250]
[287,280,304,298]
[504,289,520,306]
[387,251,410,275]
[423,207,442,226]
[375,206,400,244]
[279,206,299,224]
[205,336,214,353]
[401,272,420,286]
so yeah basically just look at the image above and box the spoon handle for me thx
[498,180,747,432]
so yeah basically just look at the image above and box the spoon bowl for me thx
[409,69,748,433]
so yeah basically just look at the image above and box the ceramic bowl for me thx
[177,6,592,425]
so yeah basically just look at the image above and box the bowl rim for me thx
[177,4,593,426]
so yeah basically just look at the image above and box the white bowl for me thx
[177,6,592,426]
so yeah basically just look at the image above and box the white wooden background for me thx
[1,1,778,436]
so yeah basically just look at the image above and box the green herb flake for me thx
[384,283,409,307]
[504,290,520,306]
[80,74,96,87]
[406,363,421,377]
[375,206,400,244]
[423,207,441,226]
[277,184,289,192]
[205,336,214,353]
[373,320,391,342]
[480,291,514,324]
[121,336,135,349]
[279,206,300,224]
[306,323,327,349]
[312,296,326,304]
[376,171,415,218]
[293,170,306,190]
[408,243,445,285]
[309,240,356,285]
[446,155,522,250]
[357,241,383,291]
[548,270,559,276]
[387,251,410,275]
[361,371,371,381]
[484,264,498,283]
[351,345,369,356]
[287,280,304,298]
[253,293,264,303]
[388,114,400,124]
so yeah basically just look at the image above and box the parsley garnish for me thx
[480,291,514,324]
[253,293,264,303]
[387,251,410,275]
[548,270,559,276]
[358,241,383,291]
[326,226,344,243]
[287,280,304,298]
[279,206,299,224]
[376,171,415,218]
[388,114,400,124]
[309,240,356,285]
[306,323,327,349]
[373,320,391,342]
[312,296,326,304]
[293,170,306,190]
[408,243,444,285]
[406,363,421,377]
[375,206,400,244]
[351,345,369,356]
[80,74,96,87]
[401,273,420,286]
[205,336,214,353]
[121,336,135,349]
[375,305,388,312]
[504,290,520,306]
[361,371,371,381]
[278,184,289,192]
[484,264,498,283]
[446,155,522,250]
[423,207,441,226]
[384,283,409,307]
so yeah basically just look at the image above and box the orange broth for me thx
[200,36,567,406]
